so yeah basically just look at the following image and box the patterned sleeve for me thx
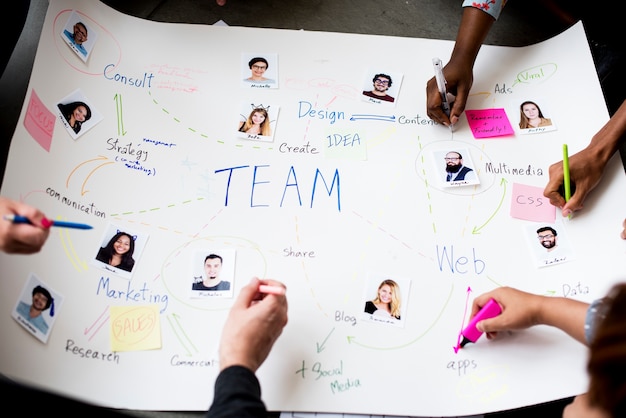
[584,297,610,344]
[461,0,507,20]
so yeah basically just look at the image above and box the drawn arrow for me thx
[66,155,115,196]
[349,114,396,122]
[114,93,127,136]
[167,313,198,356]
[316,327,335,353]
[453,286,472,353]
[84,306,109,341]
[472,177,508,234]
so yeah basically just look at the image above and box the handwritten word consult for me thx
[214,165,341,211]
[104,64,155,88]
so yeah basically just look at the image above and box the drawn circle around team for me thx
[54,9,122,75]
[414,140,496,196]
[160,236,267,311]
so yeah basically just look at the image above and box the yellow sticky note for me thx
[109,305,161,352]
[324,126,367,161]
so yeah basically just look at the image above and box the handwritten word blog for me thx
[214,165,341,211]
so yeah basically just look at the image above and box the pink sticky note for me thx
[23,89,55,152]
[465,108,514,139]
[510,183,556,222]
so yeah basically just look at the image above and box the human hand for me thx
[0,197,51,254]
[563,393,609,418]
[621,218,625,240]
[218,277,288,372]
[543,145,608,218]
[426,62,472,128]
[469,287,542,340]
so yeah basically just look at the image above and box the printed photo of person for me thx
[12,273,63,343]
[433,148,480,187]
[190,248,236,298]
[236,102,279,142]
[60,10,98,62]
[56,88,103,140]
[241,54,278,88]
[92,223,149,279]
[361,68,403,106]
[516,98,557,134]
[524,220,575,268]
[361,274,411,328]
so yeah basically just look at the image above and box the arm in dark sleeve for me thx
[206,365,267,418]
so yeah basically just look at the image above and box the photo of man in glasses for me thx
[362,73,395,103]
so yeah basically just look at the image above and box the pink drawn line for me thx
[84,306,110,341]
[454,287,472,353]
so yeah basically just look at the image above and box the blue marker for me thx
[4,214,93,230]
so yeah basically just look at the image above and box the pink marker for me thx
[258,284,286,295]
[460,298,502,348]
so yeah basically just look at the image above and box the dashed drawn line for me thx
[148,90,274,151]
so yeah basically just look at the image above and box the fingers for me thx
[426,77,450,126]
[621,218,626,240]
[233,277,262,308]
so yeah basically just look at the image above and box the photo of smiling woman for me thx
[96,231,136,272]
[364,279,402,320]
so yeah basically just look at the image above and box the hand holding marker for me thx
[460,298,502,348]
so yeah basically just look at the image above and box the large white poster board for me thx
[1,1,625,416]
